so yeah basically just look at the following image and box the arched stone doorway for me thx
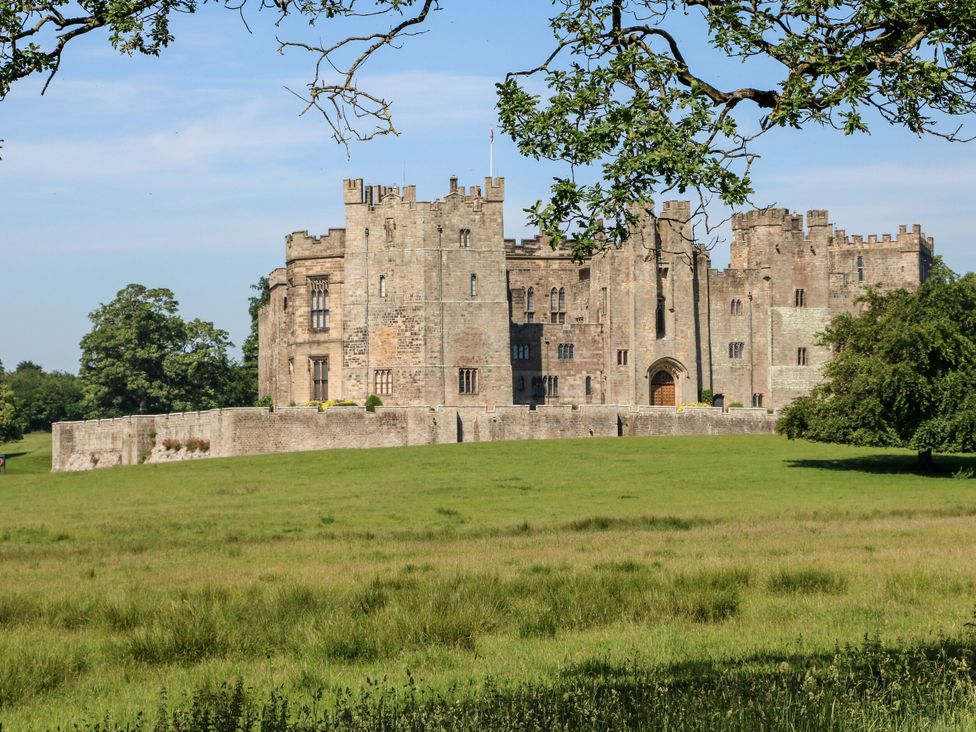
[650,370,675,406]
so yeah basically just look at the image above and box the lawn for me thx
[1,432,975,729]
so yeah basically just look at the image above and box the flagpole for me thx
[489,128,494,178]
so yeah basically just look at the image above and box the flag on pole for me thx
[489,128,495,177]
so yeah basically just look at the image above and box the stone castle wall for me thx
[51,405,777,472]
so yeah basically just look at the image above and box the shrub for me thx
[727,401,744,409]
[161,438,182,451]
[186,438,200,453]
[365,394,383,412]
[302,399,359,411]
[198,439,210,452]
[255,395,273,409]
[699,389,714,405]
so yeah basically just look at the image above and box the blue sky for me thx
[2,2,974,373]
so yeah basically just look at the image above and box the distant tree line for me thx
[0,279,270,440]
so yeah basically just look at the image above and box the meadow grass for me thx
[0,432,975,728]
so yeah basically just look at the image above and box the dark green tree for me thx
[5,2,976,257]
[80,283,237,417]
[5,361,84,430]
[239,275,270,404]
[777,262,976,470]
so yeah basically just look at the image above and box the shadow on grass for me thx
[60,631,976,731]
[786,453,976,478]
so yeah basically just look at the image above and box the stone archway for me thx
[647,358,688,407]
[650,370,675,406]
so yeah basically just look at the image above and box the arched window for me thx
[379,275,387,298]
[585,375,592,396]
[310,278,329,330]
[729,342,744,359]
[731,299,743,316]
[459,228,471,247]
[795,288,806,307]
[470,273,478,297]
[856,255,865,282]
[797,347,808,366]
[550,287,559,322]
[656,296,666,339]
[558,287,566,312]
[525,287,535,323]
[557,344,564,359]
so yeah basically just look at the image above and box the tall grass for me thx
[0,565,754,699]
[54,631,976,731]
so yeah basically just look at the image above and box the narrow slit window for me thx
[379,275,387,298]
[797,347,808,366]
[795,289,806,307]
[470,273,478,297]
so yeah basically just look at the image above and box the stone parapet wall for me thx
[51,405,778,472]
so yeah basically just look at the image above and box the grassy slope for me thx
[1,432,975,728]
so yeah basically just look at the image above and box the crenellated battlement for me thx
[285,228,346,261]
[342,176,505,214]
[731,208,801,231]
[831,224,934,255]
[660,200,692,220]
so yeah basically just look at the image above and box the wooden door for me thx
[650,370,675,406]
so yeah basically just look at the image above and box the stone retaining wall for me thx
[51,405,778,472]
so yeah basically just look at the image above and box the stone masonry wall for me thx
[51,406,777,472]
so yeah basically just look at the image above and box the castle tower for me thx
[340,177,512,406]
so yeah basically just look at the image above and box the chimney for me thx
[449,175,459,194]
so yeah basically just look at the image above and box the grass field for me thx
[1,432,976,729]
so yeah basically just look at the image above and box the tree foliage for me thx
[0,379,23,442]
[4,360,84,430]
[239,275,270,404]
[79,283,238,417]
[4,2,976,257]
[777,262,976,468]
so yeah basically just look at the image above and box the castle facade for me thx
[258,177,934,411]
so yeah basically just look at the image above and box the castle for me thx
[258,176,934,411]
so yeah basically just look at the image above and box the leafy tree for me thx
[80,283,238,417]
[5,361,84,430]
[777,262,976,470]
[240,275,270,404]
[4,2,976,257]
[0,380,22,442]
